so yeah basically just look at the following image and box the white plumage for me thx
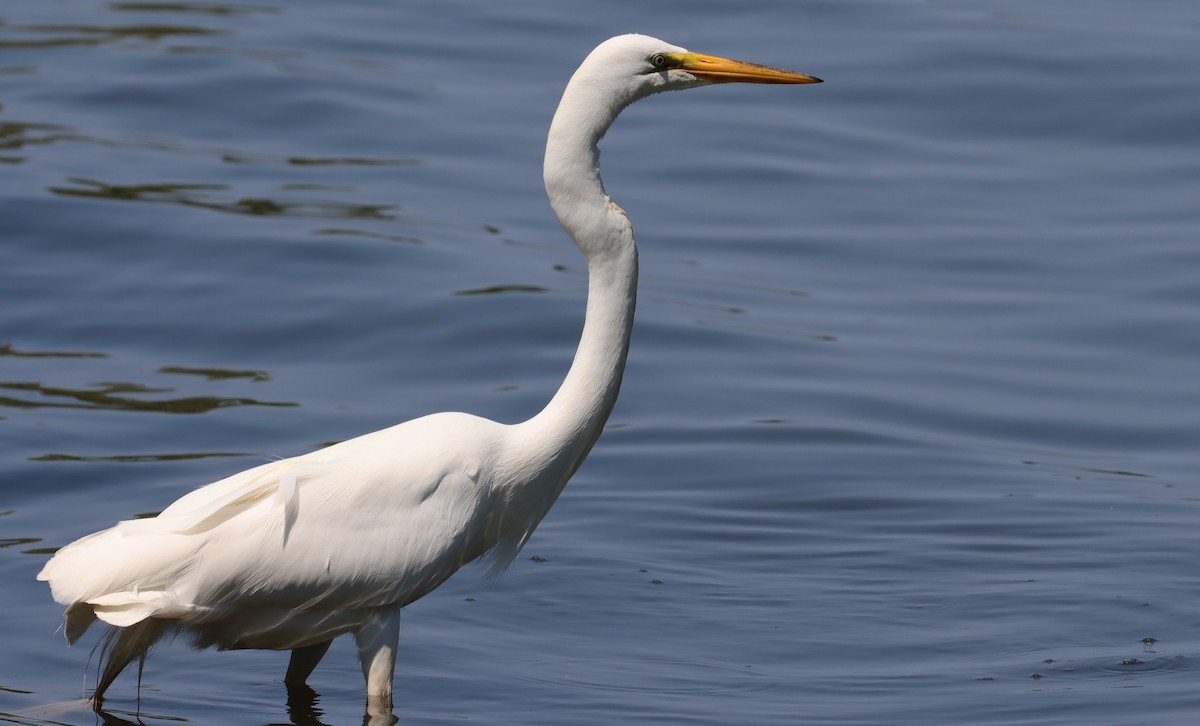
[38,33,820,711]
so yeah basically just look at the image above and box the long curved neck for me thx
[521,79,639,479]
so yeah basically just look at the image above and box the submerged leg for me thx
[91,619,168,710]
[285,639,334,688]
[353,608,400,707]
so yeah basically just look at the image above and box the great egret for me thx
[38,33,820,711]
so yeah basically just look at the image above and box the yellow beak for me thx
[676,52,822,84]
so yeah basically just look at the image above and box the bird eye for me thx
[650,53,669,69]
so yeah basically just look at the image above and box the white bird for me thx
[37,33,820,712]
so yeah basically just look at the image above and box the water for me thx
[2,0,1199,723]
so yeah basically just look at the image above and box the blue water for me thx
[3,0,1199,723]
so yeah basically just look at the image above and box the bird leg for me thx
[284,639,333,689]
[354,608,400,709]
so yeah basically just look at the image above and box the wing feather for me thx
[39,412,507,649]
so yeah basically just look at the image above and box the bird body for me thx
[38,33,820,711]
[42,408,592,649]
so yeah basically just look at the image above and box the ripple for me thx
[510,657,771,695]
[1021,458,1155,480]
[0,121,82,163]
[453,284,548,296]
[695,317,838,343]
[157,365,271,382]
[108,2,283,17]
[0,537,40,549]
[29,451,254,463]
[1024,652,1192,682]
[313,228,423,245]
[1091,654,1190,676]
[47,177,396,219]
[0,21,225,50]
[0,381,297,414]
[0,343,108,359]
[0,117,421,168]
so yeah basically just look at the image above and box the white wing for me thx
[39,412,508,648]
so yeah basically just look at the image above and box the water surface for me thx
[2,1,1199,724]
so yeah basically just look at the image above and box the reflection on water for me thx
[0,21,225,50]
[0,537,40,550]
[0,380,296,414]
[53,687,408,726]
[243,156,419,167]
[48,178,397,219]
[0,345,108,360]
[95,706,183,726]
[1020,458,1154,481]
[28,451,253,463]
[108,3,283,17]
[453,284,548,296]
[0,512,47,557]
[157,365,270,382]
[0,122,81,164]
[0,120,420,170]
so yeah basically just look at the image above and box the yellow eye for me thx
[650,53,669,69]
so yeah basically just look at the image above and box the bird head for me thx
[574,34,821,106]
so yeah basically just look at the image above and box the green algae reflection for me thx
[49,177,396,219]
[0,381,296,414]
